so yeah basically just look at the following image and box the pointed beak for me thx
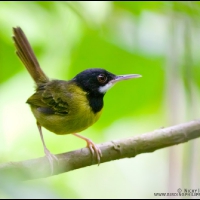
[99,73,142,94]
[111,74,142,84]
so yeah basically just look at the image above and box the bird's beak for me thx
[111,74,142,84]
[99,74,141,93]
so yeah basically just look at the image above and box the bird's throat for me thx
[87,94,104,113]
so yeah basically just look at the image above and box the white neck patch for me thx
[99,82,114,94]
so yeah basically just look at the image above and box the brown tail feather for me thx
[13,27,49,84]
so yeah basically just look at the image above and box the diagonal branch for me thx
[1,120,200,181]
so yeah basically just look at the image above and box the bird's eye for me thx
[97,74,107,83]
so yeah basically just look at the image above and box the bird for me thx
[12,27,141,172]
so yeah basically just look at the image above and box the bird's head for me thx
[73,68,141,96]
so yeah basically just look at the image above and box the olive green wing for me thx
[27,80,71,115]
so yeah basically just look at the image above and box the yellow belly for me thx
[30,87,103,135]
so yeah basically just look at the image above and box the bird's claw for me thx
[86,139,102,165]
[44,148,58,175]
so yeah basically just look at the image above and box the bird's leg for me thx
[37,122,58,174]
[73,133,102,165]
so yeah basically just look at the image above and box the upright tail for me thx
[12,27,49,84]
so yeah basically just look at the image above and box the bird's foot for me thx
[85,138,102,165]
[44,147,58,175]
[73,133,102,165]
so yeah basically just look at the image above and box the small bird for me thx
[12,27,141,172]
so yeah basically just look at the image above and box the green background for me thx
[0,1,200,198]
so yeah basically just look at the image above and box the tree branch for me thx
[1,120,200,181]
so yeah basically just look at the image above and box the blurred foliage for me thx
[0,1,200,198]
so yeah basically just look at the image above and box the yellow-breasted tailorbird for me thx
[12,27,141,172]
